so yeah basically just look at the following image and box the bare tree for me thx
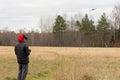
[112,4,120,41]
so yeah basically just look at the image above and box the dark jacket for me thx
[15,33,30,64]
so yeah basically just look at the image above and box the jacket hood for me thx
[18,33,24,42]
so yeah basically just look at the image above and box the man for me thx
[15,33,31,80]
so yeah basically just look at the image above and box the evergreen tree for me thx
[97,13,110,46]
[53,15,66,34]
[76,14,95,46]
[53,15,67,46]
[76,14,95,34]
[97,13,109,30]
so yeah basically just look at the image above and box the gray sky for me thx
[0,0,120,31]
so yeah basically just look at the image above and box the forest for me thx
[0,4,120,47]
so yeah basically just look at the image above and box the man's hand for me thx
[23,35,28,40]
[29,49,31,52]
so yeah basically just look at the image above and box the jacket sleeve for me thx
[24,43,30,56]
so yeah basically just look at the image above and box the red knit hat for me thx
[18,33,24,42]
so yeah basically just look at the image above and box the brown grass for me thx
[0,46,120,80]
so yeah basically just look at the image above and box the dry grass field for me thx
[0,46,120,80]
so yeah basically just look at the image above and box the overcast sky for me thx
[0,0,120,31]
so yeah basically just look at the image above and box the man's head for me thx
[18,33,28,42]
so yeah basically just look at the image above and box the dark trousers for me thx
[18,64,28,80]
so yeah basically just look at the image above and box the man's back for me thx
[15,42,30,64]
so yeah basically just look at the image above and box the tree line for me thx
[0,4,120,47]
